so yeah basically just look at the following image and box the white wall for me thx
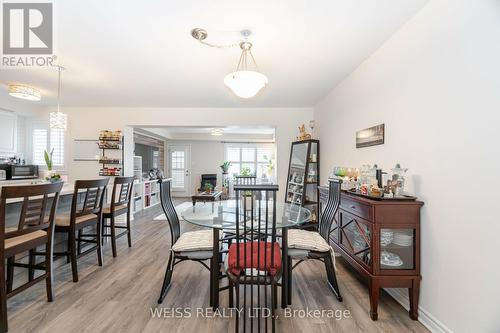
[61,107,313,196]
[314,1,500,332]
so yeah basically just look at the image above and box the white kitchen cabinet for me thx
[0,111,17,154]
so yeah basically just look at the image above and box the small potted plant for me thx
[44,149,61,183]
[239,167,253,210]
[220,161,231,174]
[204,183,214,194]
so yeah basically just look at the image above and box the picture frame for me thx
[356,124,385,148]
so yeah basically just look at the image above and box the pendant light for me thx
[49,65,67,130]
[8,84,41,101]
[224,41,268,98]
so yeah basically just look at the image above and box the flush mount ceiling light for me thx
[191,28,268,99]
[49,65,68,130]
[211,128,224,136]
[8,84,41,101]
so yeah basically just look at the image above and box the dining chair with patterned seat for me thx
[101,176,135,257]
[54,178,108,283]
[157,178,215,304]
[286,178,342,303]
[1,182,63,333]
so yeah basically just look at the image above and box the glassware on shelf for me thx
[390,163,408,197]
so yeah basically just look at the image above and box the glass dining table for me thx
[181,200,312,309]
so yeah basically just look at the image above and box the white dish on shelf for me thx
[380,250,403,267]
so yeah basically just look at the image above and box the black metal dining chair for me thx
[157,178,215,304]
[287,178,342,302]
[226,184,281,333]
[235,175,257,185]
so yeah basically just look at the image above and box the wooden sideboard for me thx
[318,186,424,321]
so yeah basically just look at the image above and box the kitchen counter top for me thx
[1,180,75,204]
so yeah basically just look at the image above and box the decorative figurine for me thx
[297,124,312,141]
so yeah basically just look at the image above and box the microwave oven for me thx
[0,164,39,180]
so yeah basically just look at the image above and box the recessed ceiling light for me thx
[8,84,41,101]
[211,128,223,136]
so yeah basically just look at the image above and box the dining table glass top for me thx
[181,199,311,230]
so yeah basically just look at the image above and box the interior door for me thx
[168,145,191,197]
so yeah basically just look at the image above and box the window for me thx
[225,143,275,179]
[32,122,65,167]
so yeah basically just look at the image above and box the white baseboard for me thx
[385,288,453,333]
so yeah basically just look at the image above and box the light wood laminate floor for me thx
[6,201,429,333]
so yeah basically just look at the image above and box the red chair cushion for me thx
[227,241,282,277]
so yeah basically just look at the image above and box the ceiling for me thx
[139,126,275,142]
[0,0,429,110]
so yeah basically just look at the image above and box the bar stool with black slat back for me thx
[54,178,109,282]
[226,184,281,333]
[101,176,135,257]
[1,182,63,333]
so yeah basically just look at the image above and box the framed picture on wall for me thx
[356,124,385,148]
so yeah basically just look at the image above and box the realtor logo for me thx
[2,1,55,67]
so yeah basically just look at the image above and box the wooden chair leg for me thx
[126,211,132,247]
[157,252,173,304]
[101,219,106,246]
[28,249,35,281]
[66,234,71,264]
[324,254,342,301]
[45,242,54,302]
[77,229,82,255]
[110,215,117,258]
[0,262,8,333]
[96,221,103,266]
[69,230,79,282]
[6,257,14,293]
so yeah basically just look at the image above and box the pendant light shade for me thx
[224,70,268,99]
[49,111,67,130]
[8,84,41,101]
[224,42,268,98]
[50,65,67,130]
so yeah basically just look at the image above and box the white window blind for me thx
[33,128,48,165]
[50,128,64,166]
[32,122,65,167]
[225,143,275,179]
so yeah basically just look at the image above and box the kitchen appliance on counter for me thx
[0,164,39,180]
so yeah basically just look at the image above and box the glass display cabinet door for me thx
[339,212,372,271]
[379,228,415,270]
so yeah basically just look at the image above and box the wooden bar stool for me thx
[1,182,63,333]
[54,179,108,282]
[101,176,135,257]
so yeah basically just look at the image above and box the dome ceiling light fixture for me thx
[191,28,268,99]
[8,83,41,101]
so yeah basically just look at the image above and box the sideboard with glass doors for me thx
[318,186,424,321]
